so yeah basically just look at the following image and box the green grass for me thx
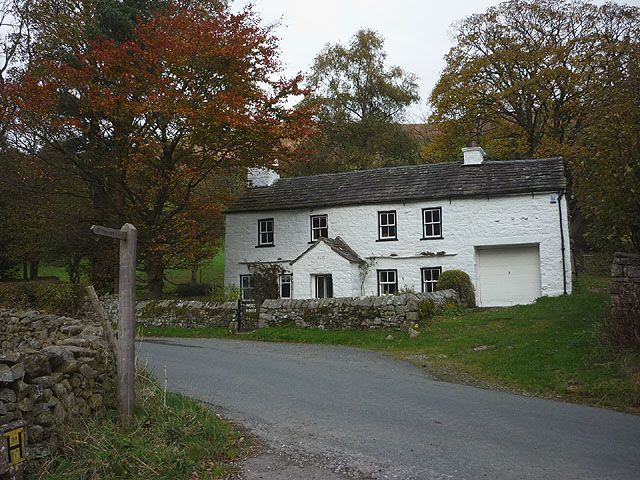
[140,276,640,414]
[34,250,226,298]
[29,370,248,479]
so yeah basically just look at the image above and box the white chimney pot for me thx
[247,167,280,188]
[462,146,486,165]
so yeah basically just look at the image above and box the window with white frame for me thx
[377,269,398,295]
[378,211,397,240]
[279,274,292,299]
[315,275,333,298]
[257,218,274,246]
[422,207,442,239]
[239,275,254,300]
[421,267,442,293]
[310,215,328,241]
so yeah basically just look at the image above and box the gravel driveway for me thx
[139,338,640,480]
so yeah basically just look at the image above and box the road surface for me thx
[139,338,640,480]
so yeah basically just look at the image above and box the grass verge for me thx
[29,369,249,480]
[140,276,640,414]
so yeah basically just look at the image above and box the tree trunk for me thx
[146,256,165,299]
[29,260,39,280]
[191,264,198,284]
[631,224,640,254]
[68,254,82,284]
[22,262,28,280]
[90,245,118,295]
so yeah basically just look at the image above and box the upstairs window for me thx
[422,207,442,239]
[378,210,397,241]
[239,275,254,300]
[377,269,398,295]
[310,215,328,242]
[279,274,292,299]
[421,267,442,293]
[257,218,274,246]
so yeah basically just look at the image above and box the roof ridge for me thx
[275,157,563,183]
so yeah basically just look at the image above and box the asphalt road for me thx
[139,338,640,480]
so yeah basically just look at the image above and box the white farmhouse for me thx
[224,147,571,307]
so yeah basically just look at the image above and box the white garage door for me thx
[477,245,541,307]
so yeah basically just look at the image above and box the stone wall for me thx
[259,289,458,330]
[0,309,116,464]
[611,252,640,335]
[101,296,237,329]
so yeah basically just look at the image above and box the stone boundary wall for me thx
[611,252,640,322]
[0,309,116,464]
[101,296,236,329]
[259,289,458,330]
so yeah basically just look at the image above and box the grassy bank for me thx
[29,370,249,479]
[140,276,640,414]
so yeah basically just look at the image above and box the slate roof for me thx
[226,157,566,213]
[291,236,365,265]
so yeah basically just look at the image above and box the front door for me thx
[315,275,333,298]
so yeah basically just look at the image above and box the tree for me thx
[13,1,313,297]
[291,29,420,174]
[426,0,640,251]
[0,0,27,151]
[427,0,601,161]
[571,8,640,252]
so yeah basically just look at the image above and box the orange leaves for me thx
[14,1,314,281]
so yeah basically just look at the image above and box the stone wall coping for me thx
[260,289,457,311]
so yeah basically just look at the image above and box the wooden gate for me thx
[236,299,258,332]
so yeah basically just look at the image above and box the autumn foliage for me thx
[11,1,314,296]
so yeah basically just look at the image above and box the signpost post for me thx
[91,223,137,427]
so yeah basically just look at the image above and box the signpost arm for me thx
[118,223,137,427]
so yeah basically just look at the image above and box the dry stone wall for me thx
[611,252,640,329]
[0,309,116,464]
[101,295,236,328]
[259,289,458,330]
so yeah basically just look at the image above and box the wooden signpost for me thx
[91,223,137,427]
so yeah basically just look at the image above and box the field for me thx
[36,250,226,298]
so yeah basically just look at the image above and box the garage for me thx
[476,245,541,307]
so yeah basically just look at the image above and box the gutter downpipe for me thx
[558,191,567,295]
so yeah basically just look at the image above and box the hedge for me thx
[0,281,87,315]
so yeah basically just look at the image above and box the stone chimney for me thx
[462,145,486,165]
[247,166,280,188]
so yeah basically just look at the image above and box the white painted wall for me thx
[224,192,572,302]
[289,241,362,298]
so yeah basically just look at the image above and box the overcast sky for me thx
[234,0,640,122]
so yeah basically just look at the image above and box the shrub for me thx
[417,299,436,324]
[436,269,476,307]
[174,282,212,297]
[211,285,241,302]
[0,281,86,315]
[35,282,86,315]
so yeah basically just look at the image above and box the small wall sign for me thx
[1,422,27,473]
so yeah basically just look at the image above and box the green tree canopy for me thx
[290,29,420,175]
[426,0,640,252]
